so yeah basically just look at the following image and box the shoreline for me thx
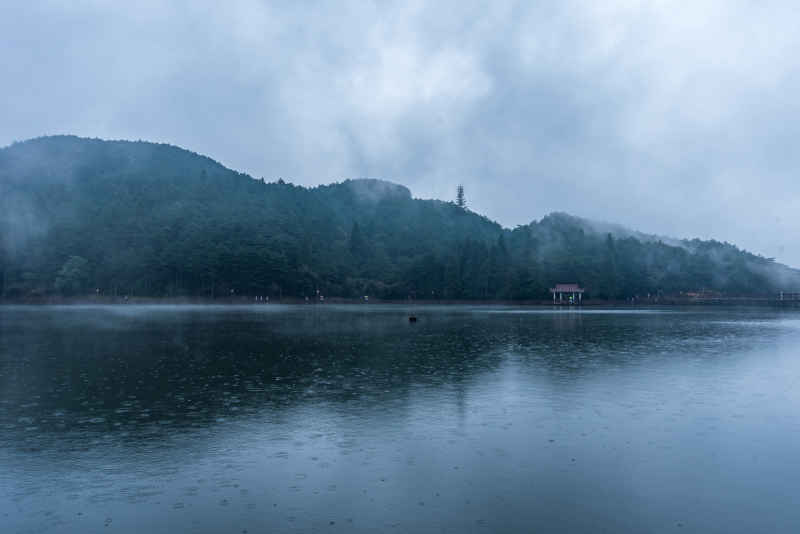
[1,296,797,307]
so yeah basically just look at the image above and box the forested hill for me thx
[1,135,798,300]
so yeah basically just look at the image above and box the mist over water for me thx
[2,305,800,533]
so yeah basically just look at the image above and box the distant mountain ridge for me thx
[1,135,797,299]
[539,212,685,248]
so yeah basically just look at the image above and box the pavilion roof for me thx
[551,283,584,292]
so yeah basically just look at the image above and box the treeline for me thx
[1,136,797,300]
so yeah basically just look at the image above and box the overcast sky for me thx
[2,1,799,265]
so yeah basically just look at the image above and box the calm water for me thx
[2,305,800,533]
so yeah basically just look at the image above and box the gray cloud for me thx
[2,0,799,264]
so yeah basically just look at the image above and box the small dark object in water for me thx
[409,316,417,322]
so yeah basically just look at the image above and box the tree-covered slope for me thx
[1,136,797,299]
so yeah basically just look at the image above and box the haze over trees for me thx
[1,136,798,300]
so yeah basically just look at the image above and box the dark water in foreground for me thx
[2,305,800,533]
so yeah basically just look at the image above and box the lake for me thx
[2,305,800,533]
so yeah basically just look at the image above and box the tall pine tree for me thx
[456,185,466,209]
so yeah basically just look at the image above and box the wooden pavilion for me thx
[550,283,584,304]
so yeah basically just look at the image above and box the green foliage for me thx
[1,136,798,299]
[54,255,90,295]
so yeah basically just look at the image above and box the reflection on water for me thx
[2,305,800,533]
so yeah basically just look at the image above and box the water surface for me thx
[2,305,800,533]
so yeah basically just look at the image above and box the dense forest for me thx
[1,136,798,301]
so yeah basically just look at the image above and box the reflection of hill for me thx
[1,307,783,457]
[0,306,507,452]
